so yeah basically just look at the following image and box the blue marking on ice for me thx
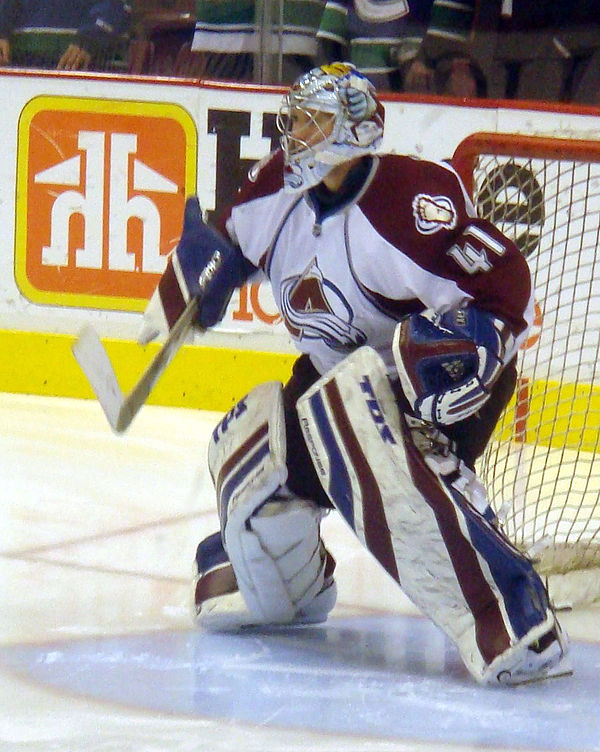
[1,614,598,750]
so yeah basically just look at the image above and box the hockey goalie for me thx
[140,62,570,685]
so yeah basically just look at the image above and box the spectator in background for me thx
[472,0,600,103]
[317,0,482,96]
[317,0,433,91]
[129,0,196,76]
[572,46,600,106]
[191,0,326,84]
[190,0,255,81]
[403,0,485,97]
[0,0,131,71]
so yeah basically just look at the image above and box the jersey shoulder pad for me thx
[215,150,283,236]
[240,149,284,203]
[377,153,466,195]
[358,153,470,246]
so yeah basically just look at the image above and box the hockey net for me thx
[453,133,600,606]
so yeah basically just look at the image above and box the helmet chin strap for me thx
[283,154,336,193]
[283,126,354,193]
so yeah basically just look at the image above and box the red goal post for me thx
[452,132,600,606]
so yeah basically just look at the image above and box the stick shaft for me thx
[73,249,222,433]
[115,296,199,432]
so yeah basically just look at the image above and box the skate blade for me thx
[498,657,573,686]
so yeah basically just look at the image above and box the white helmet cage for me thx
[276,62,385,192]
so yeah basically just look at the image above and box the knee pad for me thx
[204,382,337,627]
[240,496,337,623]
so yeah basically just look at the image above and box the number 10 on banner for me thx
[232,282,282,325]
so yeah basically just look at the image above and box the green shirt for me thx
[193,0,326,55]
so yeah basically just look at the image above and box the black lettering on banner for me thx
[207,110,251,223]
[207,110,279,222]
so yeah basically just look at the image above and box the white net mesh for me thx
[453,134,600,603]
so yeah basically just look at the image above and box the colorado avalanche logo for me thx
[280,258,367,351]
[412,194,457,234]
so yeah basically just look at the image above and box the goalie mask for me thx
[276,62,385,193]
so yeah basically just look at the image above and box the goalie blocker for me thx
[139,196,256,345]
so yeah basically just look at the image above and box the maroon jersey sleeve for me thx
[360,155,532,337]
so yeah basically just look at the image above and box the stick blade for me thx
[72,325,125,432]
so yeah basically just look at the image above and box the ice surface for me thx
[1,393,599,752]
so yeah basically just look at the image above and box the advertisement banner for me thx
[0,71,599,378]
[15,96,197,312]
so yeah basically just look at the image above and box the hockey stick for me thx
[72,250,222,434]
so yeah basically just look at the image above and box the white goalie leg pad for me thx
[239,496,337,623]
[193,503,337,631]
[208,381,288,535]
[297,346,568,684]
[206,381,336,627]
[483,614,571,686]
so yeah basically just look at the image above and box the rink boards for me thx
[0,69,599,447]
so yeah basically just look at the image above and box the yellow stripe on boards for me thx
[528,380,600,455]
[2,329,599,452]
[494,380,600,454]
[0,330,296,412]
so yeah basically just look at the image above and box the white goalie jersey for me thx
[217,149,534,376]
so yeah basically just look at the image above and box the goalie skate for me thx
[193,530,337,631]
[484,615,572,686]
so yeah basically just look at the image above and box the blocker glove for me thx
[139,197,253,343]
